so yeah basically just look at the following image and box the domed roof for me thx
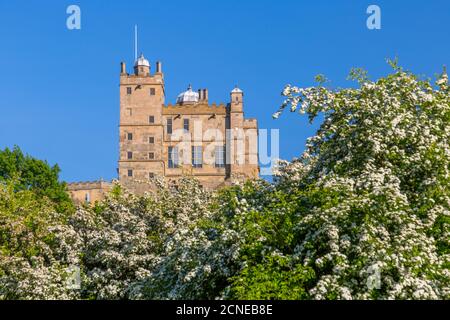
[176,85,199,104]
[134,53,150,67]
[231,86,243,93]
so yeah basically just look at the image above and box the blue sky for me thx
[0,0,448,182]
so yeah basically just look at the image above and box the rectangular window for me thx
[149,116,155,124]
[127,87,132,95]
[127,132,133,141]
[167,118,173,134]
[149,172,154,179]
[215,146,225,168]
[183,119,189,132]
[127,108,132,116]
[149,152,155,160]
[168,146,179,168]
[127,151,133,160]
[192,146,203,168]
[127,169,133,177]
[150,88,156,96]
[149,136,154,144]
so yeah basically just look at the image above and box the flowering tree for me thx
[71,178,214,300]
[0,182,80,300]
[132,178,316,300]
[215,181,315,300]
[272,61,450,299]
[78,63,450,300]
[127,178,222,299]
[143,63,449,300]
[70,185,158,299]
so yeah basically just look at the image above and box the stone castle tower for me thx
[69,52,259,202]
[119,53,259,192]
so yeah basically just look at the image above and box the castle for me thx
[69,53,259,203]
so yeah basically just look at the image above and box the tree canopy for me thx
[0,146,73,212]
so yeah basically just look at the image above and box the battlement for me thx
[163,102,227,115]
[67,180,112,191]
[244,118,258,129]
[67,180,112,205]
[120,73,164,86]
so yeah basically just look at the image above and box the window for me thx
[85,192,90,204]
[127,151,133,160]
[127,87,132,95]
[167,118,173,134]
[127,108,132,116]
[149,116,155,124]
[127,133,133,141]
[215,146,225,168]
[149,152,155,160]
[150,88,156,96]
[149,136,154,144]
[168,146,179,168]
[192,146,203,168]
[127,169,133,177]
[149,172,154,179]
[183,119,189,132]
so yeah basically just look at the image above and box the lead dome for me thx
[176,85,199,104]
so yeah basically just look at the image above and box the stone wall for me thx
[67,180,112,205]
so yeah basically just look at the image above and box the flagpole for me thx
[134,25,138,62]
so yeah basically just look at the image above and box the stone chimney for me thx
[156,61,162,73]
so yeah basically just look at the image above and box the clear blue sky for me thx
[0,0,448,182]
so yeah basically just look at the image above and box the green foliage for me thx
[0,182,66,260]
[229,255,315,300]
[0,182,77,299]
[0,146,73,213]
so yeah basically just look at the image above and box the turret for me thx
[134,53,150,76]
[230,86,243,112]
